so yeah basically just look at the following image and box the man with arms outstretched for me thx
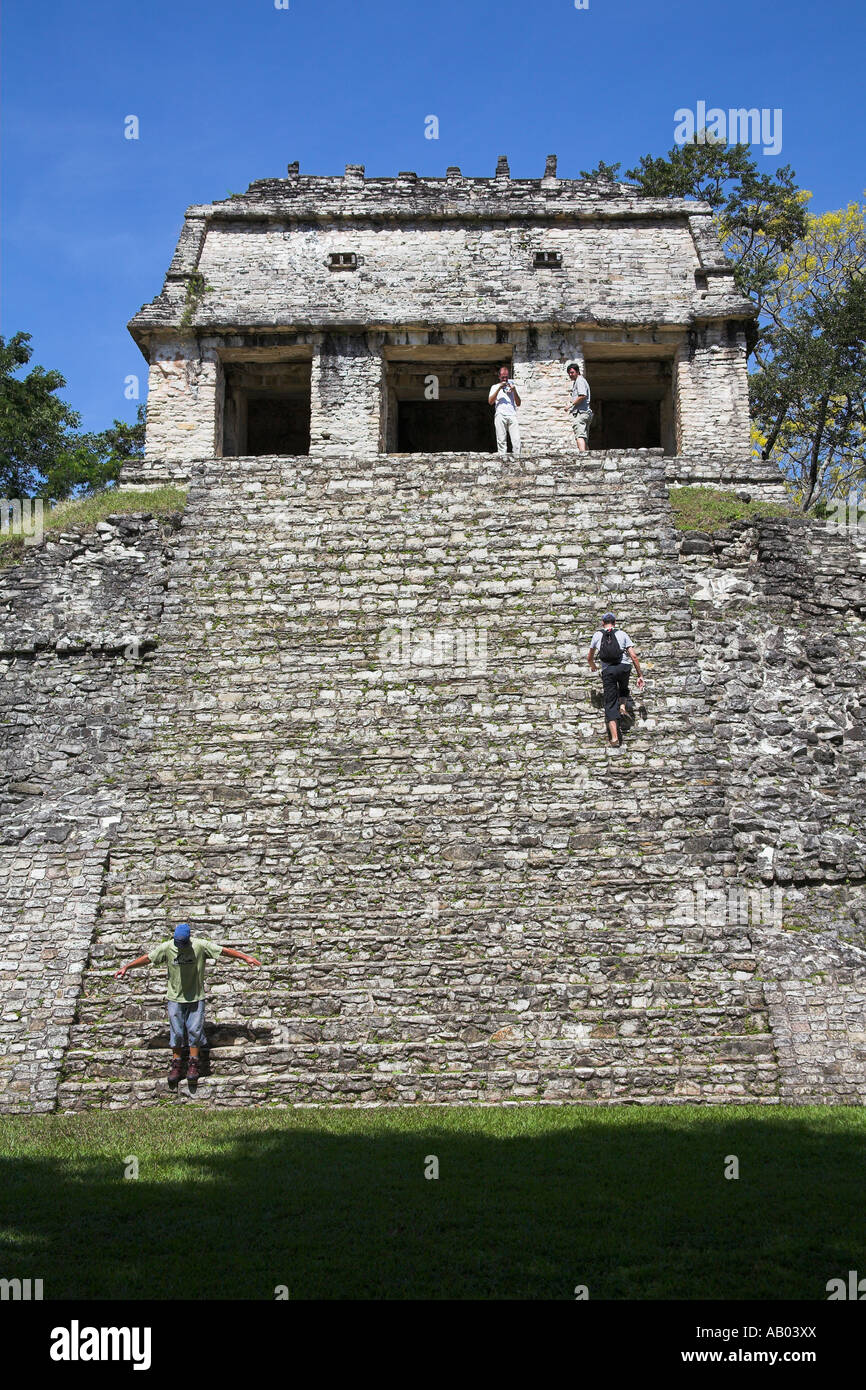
[115,922,261,1085]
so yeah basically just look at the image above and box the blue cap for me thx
[602,612,616,624]
[173,923,191,944]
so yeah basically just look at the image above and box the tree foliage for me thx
[0,332,144,501]
[0,332,81,496]
[625,138,809,337]
[750,203,866,509]
[39,408,146,502]
[614,137,864,508]
[579,161,623,182]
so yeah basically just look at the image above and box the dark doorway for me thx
[582,358,674,454]
[222,358,312,456]
[596,400,661,450]
[385,356,505,453]
[397,401,495,453]
[246,394,311,455]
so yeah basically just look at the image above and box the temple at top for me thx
[127,156,755,477]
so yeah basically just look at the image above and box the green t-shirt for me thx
[149,938,223,1002]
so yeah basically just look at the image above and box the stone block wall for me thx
[675,323,752,456]
[144,342,223,464]
[0,512,182,1110]
[309,333,385,458]
[134,327,751,477]
[676,515,866,1101]
[6,450,863,1111]
[512,331,584,455]
[190,218,701,329]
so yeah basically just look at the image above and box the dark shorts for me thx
[601,662,632,724]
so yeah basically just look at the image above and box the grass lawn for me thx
[0,487,187,568]
[1,1105,864,1300]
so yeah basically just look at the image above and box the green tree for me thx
[579,161,623,182]
[40,405,146,502]
[0,332,81,496]
[0,331,145,501]
[619,137,866,509]
[626,137,809,342]
[751,204,866,509]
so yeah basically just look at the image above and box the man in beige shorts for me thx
[565,361,592,451]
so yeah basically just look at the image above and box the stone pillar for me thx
[512,329,583,455]
[674,323,751,457]
[144,338,222,465]
[309,332,384,458]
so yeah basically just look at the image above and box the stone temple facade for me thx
[128,157,754,480]
[1,160,865,1113]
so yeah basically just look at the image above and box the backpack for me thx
[598,628,624,665]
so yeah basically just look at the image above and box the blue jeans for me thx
[167,999,206,1048]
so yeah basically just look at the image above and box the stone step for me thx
[89,921,757,948]
[56,1057,781,1109]
[137,735,697,752]
[90,960,762,988]
[59,450,777,1107]
[68,1002,770,1047]
[82,967,763,1012]
[95,855,731,883]
[60,1032,776,1085]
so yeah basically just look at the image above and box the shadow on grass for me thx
[0,1107,863,1300]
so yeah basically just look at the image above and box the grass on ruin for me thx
[669,485,798,534]
[0,487,188,569]
[1,1105,864,1300]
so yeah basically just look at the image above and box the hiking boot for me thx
[186,1057,201,1082]
[168,1057,183,1085]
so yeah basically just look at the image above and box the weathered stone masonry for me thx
[127,160,754,479]
[3,455,865,1109]
[678,515,866,1101]
[0,514,182,1111]
[1,161,864,1109]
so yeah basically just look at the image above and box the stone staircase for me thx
[57,451,779,1107]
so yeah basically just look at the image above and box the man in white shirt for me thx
[565,361,592,452]
[488,365,522,457]
[588,612,645,748]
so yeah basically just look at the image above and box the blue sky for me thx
[2,0,864,431]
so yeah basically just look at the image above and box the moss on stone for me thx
[0,486,188,569]
[669,485,798,533]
